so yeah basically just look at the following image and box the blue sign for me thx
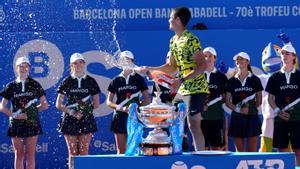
[73,152,295,169]
[0,0,300,31]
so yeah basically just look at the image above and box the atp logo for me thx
[171,161,206,169]
[236,159,284,169]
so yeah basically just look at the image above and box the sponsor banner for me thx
[73,152,295,169]
[1,0,300,31]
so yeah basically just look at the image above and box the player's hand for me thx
[120,106,129,113]
[116,104,129,114]
[170,78,181,94]
[278,111,290,121]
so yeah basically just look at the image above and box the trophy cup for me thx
[137,92,177,156]
[125,70,186,156]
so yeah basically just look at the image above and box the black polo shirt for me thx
[205,69,228,102]
[266,69,300,120]
[57,74,100,106]
[0,77,45,112]
[226,73,263,114]
[203,69,227,120]
[108,72,148,105]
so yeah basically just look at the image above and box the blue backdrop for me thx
[0,1,300,168]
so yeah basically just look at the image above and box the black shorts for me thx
[173,93,207,116]
[59,114,97,135]
[228,113,261,138]
[273,120,300,149]
[201,120,225,148]
[7,119,42,137]
[110,111,128,134]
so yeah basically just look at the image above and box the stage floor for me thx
[73,152,295,169]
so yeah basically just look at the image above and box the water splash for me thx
[27,11,42,38]
[85,0,138,70]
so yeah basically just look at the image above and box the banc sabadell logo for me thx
[13,39,114,117]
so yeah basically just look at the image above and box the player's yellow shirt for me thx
[169,30,209,95]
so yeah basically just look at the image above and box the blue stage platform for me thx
[73,152,295,169]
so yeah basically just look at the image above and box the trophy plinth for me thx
[138,96,177,156]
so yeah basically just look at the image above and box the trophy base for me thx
[140,142,172,156]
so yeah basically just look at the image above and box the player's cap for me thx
[70,53,85,64]
[16,57,31,66]
[281,44,296,54]
[233,52,250,61]
[203,47,217,56]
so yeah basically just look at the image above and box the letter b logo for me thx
[28,52,49,77]
[14,39,64,89]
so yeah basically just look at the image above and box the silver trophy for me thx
[138,92,177,155]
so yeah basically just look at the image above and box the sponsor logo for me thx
[171,159,285,169]
[14,39,64,90]
[234,87,253,92]
[93,140,116,152]
[0,142,48,153]
[118,85,137,92]
[236,159,284,169]
[70,88,89,93]
[14,92,33,98]
[280,84,298,90]
[208,84,218,89]
[171,161,206,169]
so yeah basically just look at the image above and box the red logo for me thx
[126,93,132,99]
[239,92,247,100]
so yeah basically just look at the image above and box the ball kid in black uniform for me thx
[56,53,100,169]
[202,47,228,150]
[266,44,300,166]
[106,50,150,154]
[225,52,263,152]
[0,57,49,169]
